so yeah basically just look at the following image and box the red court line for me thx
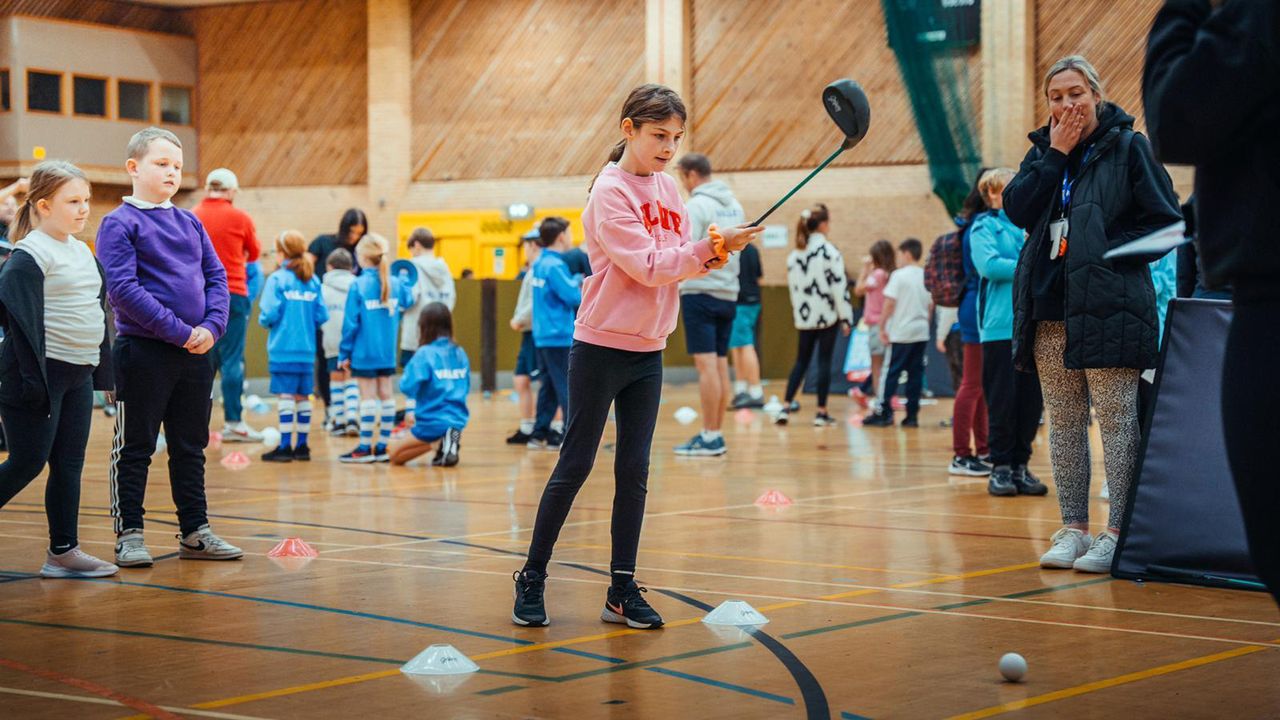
[0,658,181,719]
[680,513,1041,541]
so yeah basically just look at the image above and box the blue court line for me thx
[475,684,528,696]
[841,712,873,720]
[0,569,622,665]
[645,666,794,705]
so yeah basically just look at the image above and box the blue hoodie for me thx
[339,270,413,372]
[1150,250,1178,346]
[969,209,1023,343]
[530,249,581,348]
[400,337,470,438]
[258,268,328,367]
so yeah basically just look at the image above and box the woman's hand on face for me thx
[718,224,764,252]
[1050,104,1086,155]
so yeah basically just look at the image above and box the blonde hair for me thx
[126,126,182,161]
[13,160,89,242]
[356,233,391,305]
[276,230,314,283]
[977,168,1016,200]
[1043,55,1106,101]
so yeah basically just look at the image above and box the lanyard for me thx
[1060,145,1094,214]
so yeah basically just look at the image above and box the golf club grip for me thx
[749,145,847,227]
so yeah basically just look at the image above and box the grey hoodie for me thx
[400,252,457,351]
[320,269,356,359]
[679,180,744,301]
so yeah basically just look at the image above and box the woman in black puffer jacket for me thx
[1003,55,1181,575]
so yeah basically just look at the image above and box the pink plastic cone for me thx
[754,490,793,508]
[734,408,755,423]
[208,431,222,450]
[268,537,318,558]
[220,451,251,470]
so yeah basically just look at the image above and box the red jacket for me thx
[193,197,259,297]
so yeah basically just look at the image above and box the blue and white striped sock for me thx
[296,400,312,446]
[345,382,361,424]
[379,399,396,445]
[329,385,344,426]
[359,399,378,448]
[277,398,295,448]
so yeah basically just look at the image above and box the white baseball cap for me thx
[205,168,239,190]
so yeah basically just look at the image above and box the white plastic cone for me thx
[400,644,480,676]
[702,600,769,626]
[673,406,699,425]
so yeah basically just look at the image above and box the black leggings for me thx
[784,325,839,407]
[0,359,95,551]
[1222,297,1280,605]
[982,339,1043,467]
[525,340,663,575]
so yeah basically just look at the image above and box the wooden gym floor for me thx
[0,384,1277,719]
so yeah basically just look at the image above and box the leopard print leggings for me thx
[1033,321,1140,529]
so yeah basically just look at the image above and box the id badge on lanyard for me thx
[1050,146,1091,260]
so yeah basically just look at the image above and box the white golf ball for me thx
[673,406,699,425]
[999,652,1027,682]
[261,426,281,448]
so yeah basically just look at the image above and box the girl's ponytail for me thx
[277,230,314,282]
[356,233,392,306]
[11,200,34,243]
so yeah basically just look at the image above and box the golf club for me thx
[749,79,871,227]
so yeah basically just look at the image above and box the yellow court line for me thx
[944,639,1278,719]
[178,559,1043,711]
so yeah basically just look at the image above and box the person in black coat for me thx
[1145,0,1280,604]
[1003,55,1182,574]
[0,161,117,578]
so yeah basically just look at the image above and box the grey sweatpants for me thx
[1033,322,1140,529]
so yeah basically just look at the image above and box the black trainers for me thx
[512,570,549,626]
[862,412,894,427]
[602,580,664,629]
[988,466,1017,496]
[901,416,919,428]
[506,429,532,445]
[292,444,311,462]
[432,428,461,467]
[1012,465,1048,495]
[262,445,293,463]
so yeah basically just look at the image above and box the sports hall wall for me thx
[0,0,1188,378]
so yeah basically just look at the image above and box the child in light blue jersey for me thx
[258,231,328,462]
[390,303,470,467]
[338,233,413,463]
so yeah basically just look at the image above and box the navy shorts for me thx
[400,349,416,370]
[682,293,737,357]
[325,357,339,373]
[515,331,542,378]
[351,367,394,379]
[270,371,314,397]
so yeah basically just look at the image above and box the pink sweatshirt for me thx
[576,164,719,352]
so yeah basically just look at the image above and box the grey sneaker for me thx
[178,526,244,561]
[41,547,119,578]
[1073,531,1117,573]
[1040,527,1093,569]
[115,530,153,568]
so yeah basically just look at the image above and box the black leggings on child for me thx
[784,325,839,408]
[0,359,94,552]
[524,340,663,576]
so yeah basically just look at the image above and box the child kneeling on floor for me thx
[390,302,469,467]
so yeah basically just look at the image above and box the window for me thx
[0,71,9,111]
[160,85,191,125]
[27,70,61,113]
[74,76,107,117]
[118,80,151,122]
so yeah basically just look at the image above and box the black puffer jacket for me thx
[1004,103,1182,371]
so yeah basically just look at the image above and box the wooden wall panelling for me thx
[187,0,368,187]
[692,0,983,172]
[410,0,646,182]
[0,0,191,35]
[1035,0,1162,133]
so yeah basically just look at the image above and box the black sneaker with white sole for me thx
[512,570,549,626]
[949,455,992,477]
[601,580,664,629]
[432,428,461,467]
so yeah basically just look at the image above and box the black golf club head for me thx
[823,79,870,149]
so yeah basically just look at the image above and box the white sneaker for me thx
[41,547,119,578]
[1073,531,1117,573]
[1040,527,1093,569]
[115,530,154,568]
[222,422,264,443]
[178,526,244,561]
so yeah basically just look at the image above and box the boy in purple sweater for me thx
[97,127,242,567]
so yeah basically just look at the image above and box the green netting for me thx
[881,0,982,216]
